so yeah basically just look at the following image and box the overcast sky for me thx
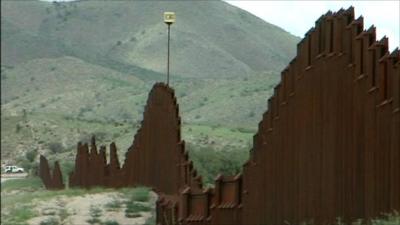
[226,1,399,51]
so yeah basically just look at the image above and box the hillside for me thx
[1,0,298,78]
[1,0,299,167]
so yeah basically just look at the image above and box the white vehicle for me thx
[4,165,25,173]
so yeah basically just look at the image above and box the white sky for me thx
[226,1,400,51]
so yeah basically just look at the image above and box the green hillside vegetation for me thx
[1,0,299,181]
[1,0,298,76]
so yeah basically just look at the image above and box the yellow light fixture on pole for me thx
[164,12,175,86]
[164,12,176,24]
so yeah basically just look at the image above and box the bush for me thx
[103,220,120,225]
[130,187,150,202]
[124,202,150,218]
[125,211,141,218]
[92,131,107,142]
[40,217,60,225]
[58,208,69,222]
[126,202,151,212]
[87,205,102,224]
[78,107,92,116]
[248,111,255,118]
[6,205,37,225]
[105,199,123,211]
[89,205,102,217]
[16,123,21,133]
[48,142,64,153]
[26,150,37,162]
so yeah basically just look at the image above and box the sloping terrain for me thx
[1,0,299,168]
[2,0,298,77]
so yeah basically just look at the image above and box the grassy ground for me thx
[1,177,155,225]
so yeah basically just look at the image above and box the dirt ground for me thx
[27,191,157,225]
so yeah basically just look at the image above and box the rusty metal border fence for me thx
[39,7,399,225]
[238,7,399,225]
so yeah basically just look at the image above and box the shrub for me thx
[48,142,64,153]
[92,131,107,142]
[78,107,92,116]
[124,201,149,218]
[16,123,21,133]
[130,187,150,202]
[7,205,37,224]
[26,150,37,162]
[40,217,59,225]
[125,211,141,218]
[103,220,120,225]
[248,111,255,118]
[87,217,101,225]
[105,199,122,211]
[125,202,151,212]
[87,205,102,224]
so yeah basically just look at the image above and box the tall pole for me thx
[164,12,175,86]
[167,23,171,86]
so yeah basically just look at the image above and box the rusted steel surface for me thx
[241,7,399,225]
[39,155,51,188]
[59,83,202,192]
[179,187,214,225]
[122,83,203,193]
[40,7,398,225]
[39,155,64,190]
[210,175,242,225]
[68,138,123,188]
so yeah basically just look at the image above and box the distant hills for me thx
[1,0,299,163]
[2,0,298,77]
